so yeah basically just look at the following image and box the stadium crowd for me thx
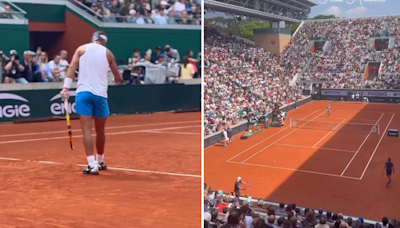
[204,27,302,136]
[204,184,399,228]
[204,16,400,135]
[0,45,200,84]
[76,0,201,25]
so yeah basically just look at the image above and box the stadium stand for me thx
[0,0,201,85]
[72,0,201,25]
[204,184,397,228]
[204,15,400,227]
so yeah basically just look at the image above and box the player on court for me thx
[327,104,331,117]
[355,92,360,102]
[351,93,355,102]
[383,157,395,187]
[60,31,121,175]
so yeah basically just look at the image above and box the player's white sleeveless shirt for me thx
[76,43,109,98]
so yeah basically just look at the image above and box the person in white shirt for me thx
[59,31,121,175]
[172,0,185,15]
[59,50,69,80]
[47,55,63,81]
[223,127,229,147]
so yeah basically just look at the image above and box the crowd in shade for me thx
[76,0,201,25]
[204,16,400,136]
[0,45,200,84]
[204,184,399,228]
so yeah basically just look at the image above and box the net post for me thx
[290,118,292,128]
[377,124,380,135]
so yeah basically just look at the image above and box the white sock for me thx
[96,154,104,163]
[87,155,97,168]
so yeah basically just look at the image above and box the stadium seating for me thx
[204,16,400,135]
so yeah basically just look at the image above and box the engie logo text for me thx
[0,93,30,118]
[49,91,77,115]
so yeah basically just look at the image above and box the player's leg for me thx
[76,92,99,175]
[387,174,392,186]
[93,94,110,170]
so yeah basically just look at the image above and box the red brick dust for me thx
[0,112,201,228]
[205,101,400,220]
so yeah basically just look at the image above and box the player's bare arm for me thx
[106,49,121,84]
[60,45,85,101]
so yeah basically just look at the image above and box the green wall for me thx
[0,23,29,55]
[13,3,65,22]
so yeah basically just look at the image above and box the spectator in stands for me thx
[177,10,192,24]
[3,50,27,83]
[172,0,186,16]
[266,215,276,228]
[59,50,69,81]
[164,45,180,63]
[0,5,13,19]
[316,208,324,219]
[36,51,52,82]
[180,56,194,79]
[20,51,37,82]
[244,208,253,228]
[167,11,177,24]
[277,216,285,228]
[276,204,286,213]
[382,217,389,228]
[151,46,161,63]
[221,209,242,228]
[347,217,353,228]
[326,212,334,223]
[46,55,63,82]
[153,8,168,25]
[301,211,317,228]
[315,217,329,228]
[254,200,267,210]
[254,218,266,228]
[0,50,4,83]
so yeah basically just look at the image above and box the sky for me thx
[309,0,400,18]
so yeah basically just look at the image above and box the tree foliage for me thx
[311,14,338,20]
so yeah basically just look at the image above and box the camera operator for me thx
[3,50,27,84]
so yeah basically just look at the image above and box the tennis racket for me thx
[64,100,74,150]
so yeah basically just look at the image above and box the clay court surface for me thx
[205,101,400,220]
[0,113,201,228]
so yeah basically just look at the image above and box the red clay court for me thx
[0,112,201,228]
[205,101,400,220]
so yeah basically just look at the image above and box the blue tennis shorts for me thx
[75,91,109,118]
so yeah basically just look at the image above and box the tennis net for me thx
[289,118,380,135]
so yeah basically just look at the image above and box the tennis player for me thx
[60,31,121,175]
[383,157,395,187]
[327,104,331,117]
[234,177,248,198]
[223,127,229,147]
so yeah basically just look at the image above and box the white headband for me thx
[92,33,108,42]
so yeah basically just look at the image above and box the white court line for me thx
[227,161,361,180]
[225,110,321,162]
[241,110,327,163]
[0,125,200,145]
[0,120,199,138]
[275,143,356,153]
[0,157,200,178]
[143,130,200,135]
[340,113,385,176]
[334,110,387,114]
[359,113,395,180]
[312,118,346,148]
[323,117,378,122]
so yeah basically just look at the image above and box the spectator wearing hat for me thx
[254,200,267,210]
[3,50,27,84]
